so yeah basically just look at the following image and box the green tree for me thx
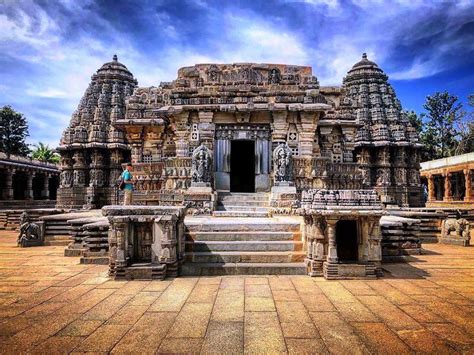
[421,91,463,160]
[455,94,474,155]
[30,142,60,163]
[0,105,30,158]
[405,110,422,134]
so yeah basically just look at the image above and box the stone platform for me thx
[0,230,474,353]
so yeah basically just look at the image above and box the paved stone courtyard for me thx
[0,230,473,354]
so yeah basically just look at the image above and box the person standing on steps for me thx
[121,163,134,205]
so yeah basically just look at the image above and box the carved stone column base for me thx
[184,186,216,215]
[270,185,297,212]
[305,258,323,277]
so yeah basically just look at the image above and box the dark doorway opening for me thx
[132,223,152,264]
[230,140,255,192]
[336,220,358,262]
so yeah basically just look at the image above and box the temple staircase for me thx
[213,192,270,217]
[183,193,306,275]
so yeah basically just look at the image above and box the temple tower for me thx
[342,54,423,206]
[57,55,138,208]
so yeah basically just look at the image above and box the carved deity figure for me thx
[268,68,281,84]
[191,144,212,184]
[17,211,41,247]
[376,168,390,186]
[60,170,73,187]
[273,142,293,183]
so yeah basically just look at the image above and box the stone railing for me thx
[103,205,186,280]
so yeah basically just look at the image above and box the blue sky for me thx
[1,0,473,147]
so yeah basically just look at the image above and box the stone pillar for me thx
[326,220,338,263]
[464,169,472,202]
[42,174,50,199]
[26,173,34,200]
[299,112,318,157]
[443,172,452,202]
[270,110,289,144]
[4,169,14,200]
[427,175,435,201]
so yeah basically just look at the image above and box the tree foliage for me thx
[455,94,474,155]
[30,142,60,163]
[420,91,463,160]
[0,106,30,158]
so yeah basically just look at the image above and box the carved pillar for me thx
[299,112,318,157]
[42,174,50,199]
[26,172,34,200]
[326,219,338,263]
[428,175,435,201]
[4,169,14,200]
[171,112,190,157]
[464,169,472,202]
[270,111,289,144]
[443,172,452,202]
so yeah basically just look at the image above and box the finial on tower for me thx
[362,53,367,60]
[113,54,118,62]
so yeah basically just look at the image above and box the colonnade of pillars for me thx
[1,168,58,200]
[427,169,472,202]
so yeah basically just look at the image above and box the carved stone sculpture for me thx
[191,144,212,185]
[441,218,470,246]
[17,211,42,247]
[273,142,293,183]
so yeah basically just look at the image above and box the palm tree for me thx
[30,142,60,163]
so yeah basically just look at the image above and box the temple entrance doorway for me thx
[230,140,255,192]
[336,220,359,262]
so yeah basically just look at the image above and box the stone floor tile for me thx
[157,337,203,354]
[339,280,378,296]
[25,300,67,318]
[310,311,367,355]
[244,311,286,354]
[424,323,474,351]
[106,305,148,325]
[129,291,162,306]
[141,279,172,292]
[317,282,358,303]
[244,277,268,285]
[424,301,474,335]
[352,322,411,354]
[201,321,244,354]
[357,295,422,331]
[220,277,244,290]
[58,319,104,337]
[197,276,222,285]
[211,289,244,322]
[273,289,300,301]
[398,304,445,323]
[269,277,294,291]
[187,283,219,303]
[275,301,311,323]
[298,292,336,312]
[166,302,213,338]
[148,278,197,312]
[245,296,276,312]
[333,301,378,322]
[367,281,415,305]
[60,288,117,315]
[111,312,177,354]
[245,284,272,298]
[285,338,328,355]
[397,329,456,354]
[281,322,319,338]
[80,294,133,321]
[74,324,131,352]
[96,280,128,289]
[113,280,150,295]
[29,336,86,354]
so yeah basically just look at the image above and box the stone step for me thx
[218,201,271,207]
[185,217,301,232]
[186,240,303,252]
[217,205,270,212]
[185,251,305,263]
[181,262,307,276]
[212,210,270,218]
[187,231,299,241]
[218,194,270,202]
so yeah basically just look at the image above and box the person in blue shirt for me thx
[121,163,134,205]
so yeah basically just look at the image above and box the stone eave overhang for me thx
[57,143,129,150]
[151,102,331,113]
[354,141,421,148]
[0,159,59,173]
[114,118,169,126]
[318,120,360,127]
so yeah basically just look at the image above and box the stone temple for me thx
[55,54,426,279]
